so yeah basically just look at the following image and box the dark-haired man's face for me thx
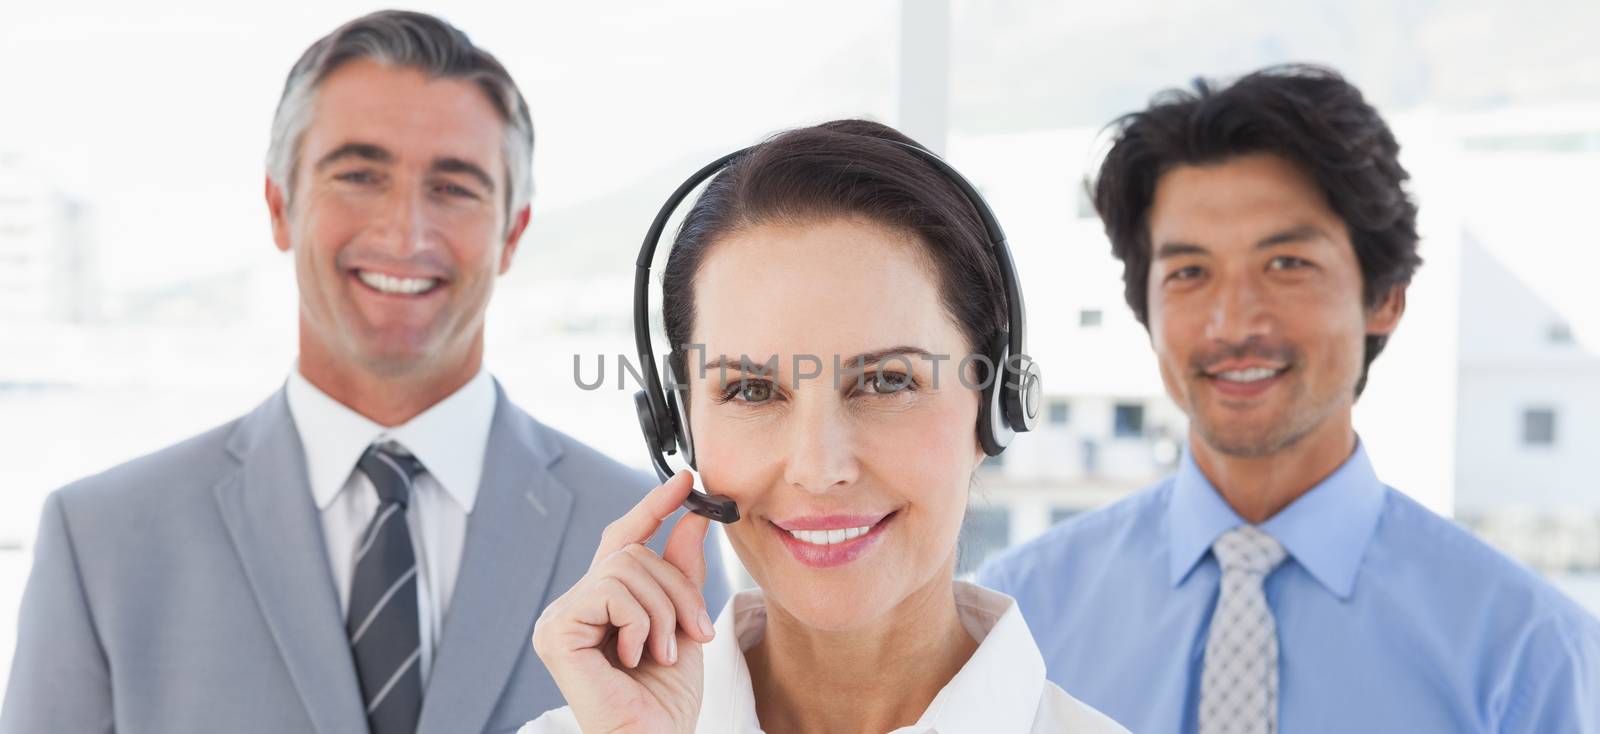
[1144,153,1403,458]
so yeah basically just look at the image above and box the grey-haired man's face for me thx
[266,59,529,382]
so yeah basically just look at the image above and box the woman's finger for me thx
[662,508,711,591]
[552,575,652,667]
[601,547,684,665]
[586,576,651,669]
[620,542,714,643]
[593,471,695,564]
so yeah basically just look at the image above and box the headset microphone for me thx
[633,142,1040,524]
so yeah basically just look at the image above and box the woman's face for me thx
[686,216,986,632]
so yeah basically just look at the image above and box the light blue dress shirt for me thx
[979,442,1600,733]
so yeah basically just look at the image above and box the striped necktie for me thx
[349,441,425,734]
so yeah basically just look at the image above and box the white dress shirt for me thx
[285,365,496,685]
[519,580,1127,733]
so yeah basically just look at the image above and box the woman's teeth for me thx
[357,270,439,295]
[787,526,872,546]
[1216,367,1282,383]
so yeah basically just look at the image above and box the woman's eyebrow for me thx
[840,346,935,367]
[702,354,780,375]
[700,346,936,374]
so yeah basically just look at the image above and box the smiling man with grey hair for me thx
[1,11,727,734]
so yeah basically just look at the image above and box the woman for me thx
[521,120,1125,733]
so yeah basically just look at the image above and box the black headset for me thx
[632,140,1042,524]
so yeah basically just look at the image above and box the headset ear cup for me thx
[1003,356,1042,434]
[665,364,696,467]
[977,332,1016,456]
[634,389,664,453]
[646,362,680,457]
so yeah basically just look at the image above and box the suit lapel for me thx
[418,387,573,734]
[213,390,368,734]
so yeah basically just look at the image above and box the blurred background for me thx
[3,0,1599,700]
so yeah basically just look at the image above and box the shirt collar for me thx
[912,582,1046,733]
[1167,438,1387,600]
[699,581,1045,734]
[284,364,496,514]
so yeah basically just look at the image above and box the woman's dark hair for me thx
[1092,64,1422,397]
[661,119,1007,385]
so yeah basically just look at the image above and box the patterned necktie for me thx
[1199,525,1289,734]
[349,441,425,734]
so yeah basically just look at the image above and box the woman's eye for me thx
[862,370,915,395]
[729,379,773,403]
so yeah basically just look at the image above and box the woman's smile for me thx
[768,511,899,568]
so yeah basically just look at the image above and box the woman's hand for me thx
[532,472,717,734]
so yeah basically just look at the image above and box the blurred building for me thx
[1456,235,1600,571]
[0,152,99,325]
[1447,108,1600,573]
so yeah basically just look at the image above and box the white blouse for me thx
[520,580,1127,733]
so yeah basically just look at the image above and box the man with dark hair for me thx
[1,11,727,734]
[981,65,1599,733]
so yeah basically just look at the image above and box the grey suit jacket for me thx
[1,383,731,733]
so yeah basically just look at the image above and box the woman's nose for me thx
[780,397,860,495]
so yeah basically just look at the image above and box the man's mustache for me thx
[1189,336,1299,374]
